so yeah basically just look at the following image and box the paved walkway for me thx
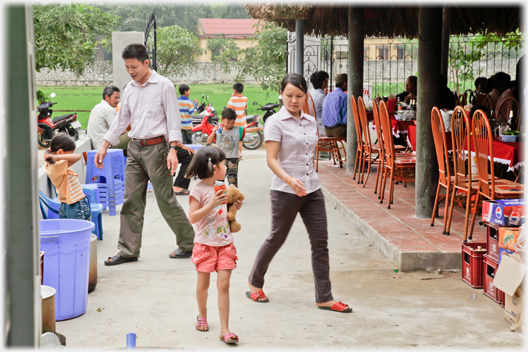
[55,149,523,349]
[317,159,486,271]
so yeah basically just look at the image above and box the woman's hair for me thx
[280,73,308,93]
[49,133,76,153]
[185,146,226,180]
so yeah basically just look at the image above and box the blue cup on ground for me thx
[126,333,136,349]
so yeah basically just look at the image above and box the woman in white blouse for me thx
[246,73,352,313]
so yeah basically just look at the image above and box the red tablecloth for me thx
[463,137,523,172]
[371,115,413,138]
[407,124,453,152]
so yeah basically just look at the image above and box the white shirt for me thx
[264,106,321,195]
[87,100,117,149]
[309,88,326,135]
[104,70,182,146]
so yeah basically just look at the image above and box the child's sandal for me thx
[195,315,209,331]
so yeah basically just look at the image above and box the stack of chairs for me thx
[85,149,126,216]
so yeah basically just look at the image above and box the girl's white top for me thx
[189,182,233,246]
[264,106,321,195]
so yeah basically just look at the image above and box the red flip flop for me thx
[318,301,352,313]
[246,290,269,303]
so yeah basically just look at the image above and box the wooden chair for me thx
[302,92,316,118]
[314,136,346,172]
[379,100,416,208]
[468,110,524,240]
[496,96,519,128]
[430,107,453,235]
[472,92,494,111]
[357,96,379,186]
[351,95,365,181]
[371,101,406,197]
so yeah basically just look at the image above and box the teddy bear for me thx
[225,184,245,233]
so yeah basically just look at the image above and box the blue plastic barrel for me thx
[40,219,94,321]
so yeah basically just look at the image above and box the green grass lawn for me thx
[37,84,279,128]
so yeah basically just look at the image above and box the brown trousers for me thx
[117,140,195,257]
[248,189,333,303]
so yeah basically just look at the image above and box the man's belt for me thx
[133,136,165,146]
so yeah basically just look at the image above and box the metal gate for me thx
[144,10,157,71]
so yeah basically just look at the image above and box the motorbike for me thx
[37,93,81,148]
[241,101,280,150]
[191,94,218,145]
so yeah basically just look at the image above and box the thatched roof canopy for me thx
[244,4,521,38]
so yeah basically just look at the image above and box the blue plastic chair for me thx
[38,190,103,240]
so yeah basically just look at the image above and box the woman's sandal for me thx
[195,316,209,331]
[220,332,239,344]
[246,290,269,303]
[318,301,352,313]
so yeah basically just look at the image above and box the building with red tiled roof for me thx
[196,18,263,62]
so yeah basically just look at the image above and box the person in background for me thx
[490,72,511,108]
[322,73,348,139]
[475,77,488,93]
[396,76,417,104]
[178,84,198,145]
[309,70,329,136]
[485,75,495,94]
[439,74,456,110]
[227,82,248,129]
[87,85,130,156]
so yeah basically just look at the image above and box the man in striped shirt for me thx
[227,82,248,129]
[177,84,197,144]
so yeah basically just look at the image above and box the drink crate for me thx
[462,242,487,288]
[483,254,504,305]
[486,224,500,262]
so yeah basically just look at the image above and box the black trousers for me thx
[173,148,194,189]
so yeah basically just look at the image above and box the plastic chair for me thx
[86,149,125,216]
[82,188,104,240]
[468,110,524,240]
[379,101,416,208]
[38,190,60,219]
[430,107,453,235]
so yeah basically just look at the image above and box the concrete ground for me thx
[55,148,525,350]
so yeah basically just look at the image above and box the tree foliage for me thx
[93,3,250,32]
[156,25,204,76]
[217,22,287,97]
[207,35,238,62]
[33,3,119,75]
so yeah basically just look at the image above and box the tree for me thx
[155,25,204,76]
[218,21,287,97]
[33,3,118,75]
[207,35,238,62]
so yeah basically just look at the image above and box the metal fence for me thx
[287,35,524,102]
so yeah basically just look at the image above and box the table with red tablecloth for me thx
[371,114,414,138]
[407,124,453,152]
[464,136,524,172]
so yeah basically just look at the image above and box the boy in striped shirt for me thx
[178,84,197,144]
[227,82,248,129]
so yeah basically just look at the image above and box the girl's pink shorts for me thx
[192,242,238,273]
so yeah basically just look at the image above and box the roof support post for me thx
[441,7,451,79]
[295,19,304,75]
[346,6,364,173]
[416,7,442,218]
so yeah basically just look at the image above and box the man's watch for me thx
[170,145,179,151]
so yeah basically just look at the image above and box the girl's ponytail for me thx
[185,146,226,180]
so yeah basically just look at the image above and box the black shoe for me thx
[169,248,192,259]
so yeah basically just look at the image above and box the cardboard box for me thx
[493,253,526,332]
[499,227,522,252]
[499,248,515,266]
[481,199,525,227]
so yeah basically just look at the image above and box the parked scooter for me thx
[37,93,81,148]
[191,94,218,145]
[241,101,280,150]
